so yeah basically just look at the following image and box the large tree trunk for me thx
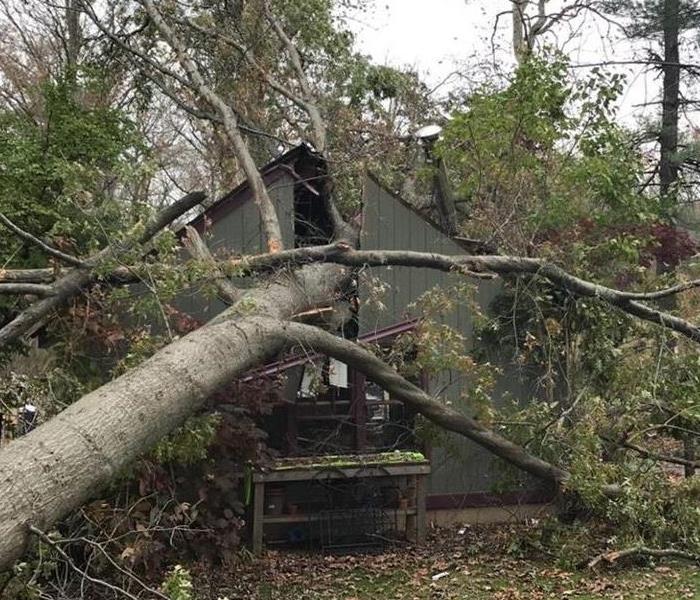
[659,0,680,198]
[0,264,347,571]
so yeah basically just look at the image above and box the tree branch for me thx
[0,268,56,284]
[608,437,700,470]
[28,525,142,600]
[183,226,240,304]
[262,2,327,153]
[0,191,205,348]
[261,3,352,239]
[79,0,190,88]
[0,213,86,267]
[256,317,621,497]
[221,243,700,343]
[139,0,284,253]
[179,17,308,121]
[587,545,700,569]
[0,283,55,296]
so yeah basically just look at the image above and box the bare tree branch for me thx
[0,283,55,296]
[31,528,171,600]
[587,545,700,569]
[0,213,86,268]
[139,0,284,253]
[0,268,56,284]
[608,437,700,470]
[28,525,142,600]
[220,242,700,343]
[273,318,567,482]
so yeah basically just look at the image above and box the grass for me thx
[196,525,700,600]
[250,559,699,599]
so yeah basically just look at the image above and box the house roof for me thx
[181,147,498,387]
[364,171,496,255]
[186,142,493,255]
[186,142,323,232]
[239,318,420,382]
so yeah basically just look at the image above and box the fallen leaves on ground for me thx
[191,524,700,600]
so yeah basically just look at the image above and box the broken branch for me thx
[225,244,700,344]
[0,191,205,348]
[587,545,700,569]
[183,225,240,304]
[0,213,86,268]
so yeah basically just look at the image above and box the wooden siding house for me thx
[178,144,551,541]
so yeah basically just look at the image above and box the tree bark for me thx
[0,263,348,571]
[65,0,81,72]
[512,0,530,64]
[660,0,680,198]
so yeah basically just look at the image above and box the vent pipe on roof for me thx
[414,125,458,236]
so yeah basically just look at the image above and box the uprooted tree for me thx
[0,0,699,584]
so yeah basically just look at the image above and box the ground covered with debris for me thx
[191,525,700,599]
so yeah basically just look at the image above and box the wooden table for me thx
[252,454,430,554]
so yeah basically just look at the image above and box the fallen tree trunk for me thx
[5,243,681,569]
[0,258,592,571]
[0,264,347,571]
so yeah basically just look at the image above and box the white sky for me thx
[346,1,695,128]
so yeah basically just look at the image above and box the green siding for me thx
[359,176,538,497]
[171,170,538,498]
[175,172,295,322]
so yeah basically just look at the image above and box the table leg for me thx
[415,474,427,544]
[253,481,264,555]
[405,475,417,542]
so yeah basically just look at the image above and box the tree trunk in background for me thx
[65,0,81,79]
[657,0,696,476]
[660,0,680,198]
[511,0,530,64]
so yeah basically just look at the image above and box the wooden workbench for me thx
[251,453,430,554]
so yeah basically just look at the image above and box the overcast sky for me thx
[346,1,683,127]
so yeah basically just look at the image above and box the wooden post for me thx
[286,403,299,455]
[405,474,417,542]
[350,371,367,451]
[252,481,265,555]
[415,474,427,544]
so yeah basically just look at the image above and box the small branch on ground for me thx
[0,283,56,296]
[587,546,700,569]
[27,525,143,600]
[605,436,700,470]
